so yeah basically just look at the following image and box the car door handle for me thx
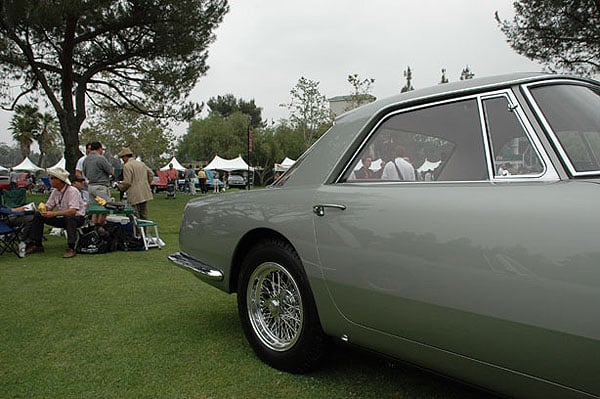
[313,203,347,216]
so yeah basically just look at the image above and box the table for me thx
[86,202,135,216]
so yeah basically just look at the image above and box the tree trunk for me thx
[58,113,83,175]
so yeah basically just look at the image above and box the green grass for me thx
[1,192,494,399]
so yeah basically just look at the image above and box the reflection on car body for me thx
[170,73,600,399]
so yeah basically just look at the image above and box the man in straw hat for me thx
[25,167,86,258]
[116,148,154,220]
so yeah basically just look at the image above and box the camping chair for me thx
[133,217,164,250]
[0,207,24,257]
[3,188,27,208]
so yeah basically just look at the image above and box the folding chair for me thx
[0,207,24,257]
[134,218,164,250]
[3,188,27,208]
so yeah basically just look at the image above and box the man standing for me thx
[9,168,18,189]
[75,142,91,180]
[25,168,86,258]
[197,167,207,194]
[116,148,154,220]
[83,141,114,224]
[184,164,197,195]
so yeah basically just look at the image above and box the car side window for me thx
[344,98,488,182]
[482,96,544,177]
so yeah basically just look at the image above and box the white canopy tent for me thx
[417,159,442,173]
[205,155,253,172]
[274,157,296,172]
[0,165,8,172]
[159,156,186,171]
[13,156,44,172]
[48,157,66,170]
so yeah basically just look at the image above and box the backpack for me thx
[75,225,114,254]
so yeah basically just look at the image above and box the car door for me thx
[312,93,600,393]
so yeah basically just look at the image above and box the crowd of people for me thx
[3,141,156,259]
[3,142,244,259]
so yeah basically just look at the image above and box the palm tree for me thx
[9,104,40,159]
[34,112,61,167]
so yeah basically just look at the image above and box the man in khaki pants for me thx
[116,148,154,220]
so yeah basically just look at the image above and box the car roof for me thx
[335,72,594,124]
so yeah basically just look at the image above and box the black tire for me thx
[237,239,327,373]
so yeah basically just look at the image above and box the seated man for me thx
[25,168,86,258]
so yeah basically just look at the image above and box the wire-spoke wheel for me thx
[247,262,303,351]
[238,239,327,373]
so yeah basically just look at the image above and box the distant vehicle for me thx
[227,174,247,189]
[0,173,28,191]
[151,171,168,193]
[170,73,600,399]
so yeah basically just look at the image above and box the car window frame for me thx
[522,79,600,178]
[478,89,558,182]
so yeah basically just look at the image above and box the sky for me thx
[0,0,544,146]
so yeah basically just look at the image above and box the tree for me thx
[283,76,332,146]
[178,111,249,163]
[9,104,39,158]
[460,65,475,80]
[250,122,306,185]
[347,73,376,109]
[0,0,229,173]
[81,106,175,170]
[207,94,264,129]
[496,1,600,75]
[34,112,61,167]
[401,67,414,92]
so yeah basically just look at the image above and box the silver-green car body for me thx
[170,73,600,399]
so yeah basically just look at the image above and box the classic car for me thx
[169,73,600,399]
[227,174,247,189]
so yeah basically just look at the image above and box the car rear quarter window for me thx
[344,98,488,182]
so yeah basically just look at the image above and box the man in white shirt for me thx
[381,145,416,181]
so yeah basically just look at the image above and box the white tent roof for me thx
[417,159,441,173]
[0,165,8,172]
[274,157,296,172]
[205,155,253,172]
[160,156,186,171]
[48,157,66,170]
[13,156,43,172]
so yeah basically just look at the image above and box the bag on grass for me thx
[75,226,112,254]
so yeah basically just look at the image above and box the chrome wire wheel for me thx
[246,261,303,352]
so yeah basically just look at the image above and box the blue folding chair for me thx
[0,207,24,257]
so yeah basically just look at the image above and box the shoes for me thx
[25,244,45,254]
[63,248,76,258]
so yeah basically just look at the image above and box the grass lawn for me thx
[1,191,495,399]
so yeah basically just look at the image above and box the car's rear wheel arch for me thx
[230,228,293,293]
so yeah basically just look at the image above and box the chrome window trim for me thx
[337,89,559,185]
[522,79,600,177]
[478,89,559,182]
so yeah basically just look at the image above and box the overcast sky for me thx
[0,0,544,146]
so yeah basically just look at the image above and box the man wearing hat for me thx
[116,148,154,220]
[25,167,87,258]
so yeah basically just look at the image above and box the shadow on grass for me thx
[166,299,498,399]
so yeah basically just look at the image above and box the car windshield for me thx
[528,83,600,174]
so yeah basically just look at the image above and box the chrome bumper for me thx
[168,252,224,281]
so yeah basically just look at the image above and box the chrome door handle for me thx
[313,203,347,216]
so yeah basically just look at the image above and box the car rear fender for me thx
[229,228,298,293]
